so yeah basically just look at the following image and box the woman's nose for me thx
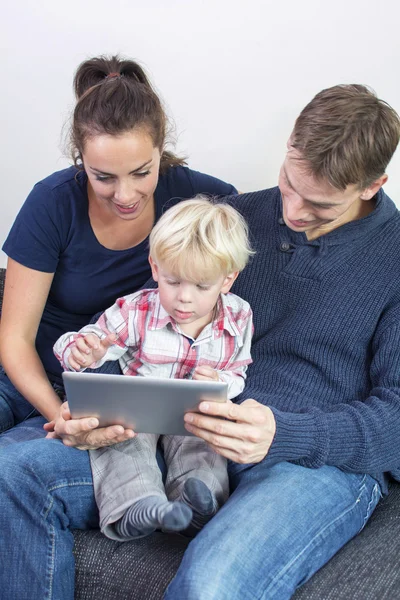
[114,181,135,204]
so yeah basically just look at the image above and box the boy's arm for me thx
[54,297,136,371]
[218,308,254,400]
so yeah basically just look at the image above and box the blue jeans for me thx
[0,367,41,432]
[0,367,64,433]
[0,417,98,600]
[164,461,381,600]
[0,417,167,600]
[0,371,381,600]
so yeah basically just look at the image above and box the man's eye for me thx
[312,203,333,209]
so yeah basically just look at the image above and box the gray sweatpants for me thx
[90,433,229,540]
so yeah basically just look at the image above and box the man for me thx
[164,84,400,599]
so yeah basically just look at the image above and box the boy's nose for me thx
[177,286,193,303]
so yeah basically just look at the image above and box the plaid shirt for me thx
[54,289,253,400]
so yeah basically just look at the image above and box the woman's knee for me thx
[0,437,92,489]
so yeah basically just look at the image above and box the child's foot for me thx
[180,478,218,536]
[114,495,193,540]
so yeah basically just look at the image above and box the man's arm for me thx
[184,306,400,475]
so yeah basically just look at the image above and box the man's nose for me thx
[285,193,309,220]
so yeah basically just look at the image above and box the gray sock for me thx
[181,478,218,535]
[114,495,193,540]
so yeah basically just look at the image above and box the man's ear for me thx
[148,256,159,282]
[221,272,239,294]
[360,174,388,200]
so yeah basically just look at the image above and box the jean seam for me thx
[47,523,56,600]
[260,476,374,600]
[42,481,94,599]
[361,482,380,531]
[47,481,93,494]
[22,407,40,422]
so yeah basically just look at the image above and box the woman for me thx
[0,55,237,599]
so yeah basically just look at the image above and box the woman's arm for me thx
[0,258,62,421]
[0,258,61,420]
[1,258,136,448]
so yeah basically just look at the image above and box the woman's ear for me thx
[221,272,239,294]
[148,256,159,282]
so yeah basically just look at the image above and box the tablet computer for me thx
[62,371,228,436]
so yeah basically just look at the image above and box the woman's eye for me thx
[95,176,112,183]
[135,171,150,178]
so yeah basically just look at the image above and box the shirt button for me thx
[280,241,291,252]
[278,217,285,225]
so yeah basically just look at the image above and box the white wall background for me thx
[2,0,400,267]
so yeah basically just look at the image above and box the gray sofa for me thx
[73,481,400,599]
[0,268,399,599]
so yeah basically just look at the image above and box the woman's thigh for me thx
[0,435,98,600]
[164,461,381,600]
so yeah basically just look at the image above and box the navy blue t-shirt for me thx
[3,165,237,384]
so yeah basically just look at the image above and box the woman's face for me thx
[82,129,161,221]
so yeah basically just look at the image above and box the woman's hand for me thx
[184,398,276,464]
[44,401,136,450]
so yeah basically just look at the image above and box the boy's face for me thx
[149,259,237,337]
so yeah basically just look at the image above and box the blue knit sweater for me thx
[228,186,400,489]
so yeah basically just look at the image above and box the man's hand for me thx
[193,365,219,382]
[183,398,276,464]
[43,401,135,450]
[68,333,116,370]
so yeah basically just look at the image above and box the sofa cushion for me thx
[73,481,400,600]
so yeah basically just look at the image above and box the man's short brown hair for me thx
[291,84,400,190]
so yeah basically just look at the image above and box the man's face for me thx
[278,146,372,239]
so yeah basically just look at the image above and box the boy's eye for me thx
[197,285,211,291]
[167,280,179,286]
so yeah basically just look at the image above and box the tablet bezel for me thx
[62,371,228,436]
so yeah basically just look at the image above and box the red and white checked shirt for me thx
[54,289,253,399]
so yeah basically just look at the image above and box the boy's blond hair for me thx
[149,196,254,281]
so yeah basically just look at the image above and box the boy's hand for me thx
[193,365,220,382]
[68,332,117,370]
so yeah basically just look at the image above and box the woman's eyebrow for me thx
[89,160,152,176]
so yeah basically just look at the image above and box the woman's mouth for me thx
[114,200,140,214]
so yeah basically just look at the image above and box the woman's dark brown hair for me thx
[70,55,185,172]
